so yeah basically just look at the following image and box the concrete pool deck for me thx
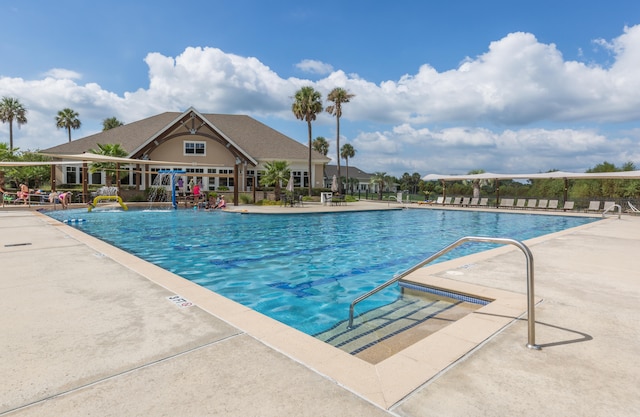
[1,202,639,416]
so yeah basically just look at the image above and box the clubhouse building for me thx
[42,107,331,198]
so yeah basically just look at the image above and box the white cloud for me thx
[2,26,640,176]
[43,68,82,80]
[295,59,333,75]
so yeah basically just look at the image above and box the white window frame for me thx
[184,141,206,156]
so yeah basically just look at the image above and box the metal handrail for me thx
[602,203,622,219]
[347,236,541,350]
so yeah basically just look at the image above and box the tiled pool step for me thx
[314,294,462,356]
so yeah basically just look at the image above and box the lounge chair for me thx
[603,201,615,212]
[461,197,470,206]
[562,201,575,211]
[500,198,514,208]
[469,197,479,206]
[527,199,537,209]
[627,201,640,215]
[478,197,489,207]
[436,196,444,204]
[547,200,559,210]
[586,201,601,212]
[452,197,462,205]
[538,199,548,209]
[515,199,526,209]
[443,197,453,205]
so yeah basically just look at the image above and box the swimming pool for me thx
[46,208,598,335]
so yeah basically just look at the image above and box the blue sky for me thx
[1,0,640,176]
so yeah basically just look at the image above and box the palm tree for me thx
[102,117,124,131]
[370,171,386,200]
[259,160,290,201]
[312,136,329,156]
[340,143,356,193]
[326,87,355,193]
[88,143,128,187]
[292,86,323,196]
[0,97,28,152]
[55,108,81,142]
[464,169,489,198]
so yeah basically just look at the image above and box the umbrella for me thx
[331,174,339,193]
[286,172,295,193]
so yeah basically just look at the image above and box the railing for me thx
[602,203,622,219]
[347,236,541,350]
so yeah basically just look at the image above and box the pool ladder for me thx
[347,236,541,350]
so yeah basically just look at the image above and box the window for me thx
[66,166,77,184]
[184,141,206,155]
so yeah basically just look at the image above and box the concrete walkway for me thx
[1,204,639,416]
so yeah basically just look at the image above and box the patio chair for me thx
[452,197,462,205]
[500,198,514,208]
[469,197,479,206]
[436,196,444,204]
[515,199,526,209]
[461,197,471,206]
[562,201,575,211]
[538,199,548,209]
[627,201,640,215]
[586,201,601,212]
[478,198,489,207]
[547,200,559,210]
[527,199,537,209]
[603,201,616,212]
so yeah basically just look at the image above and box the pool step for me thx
[314,295,460,356]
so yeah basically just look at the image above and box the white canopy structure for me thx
[422,170,640,181]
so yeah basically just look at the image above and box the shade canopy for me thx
[422,170,640,181]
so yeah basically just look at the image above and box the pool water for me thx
[47,208,598,335]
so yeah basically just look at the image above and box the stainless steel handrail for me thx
[347,236,541,350]
[602,203,621,219]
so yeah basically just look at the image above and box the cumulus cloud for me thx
[1,26,640,175]
[295,59,334,75]
[43,68,82,80]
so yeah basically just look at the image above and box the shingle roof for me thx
[324,164,373,180]
[42,110,329,164]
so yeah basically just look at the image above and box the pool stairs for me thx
[314,291,464,356]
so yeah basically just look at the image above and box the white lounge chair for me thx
[469,197,479,206]
[461,197,471,206]
[436,196,444,204]
[627,201,640,215]
[547,200,559,210]
[538,199,548,209]
[587,201,601,212]
[515,199,526,209]
[500,198,514,208]
[478,198,489,207]
[527,199,537,209]
[562,201,575,211]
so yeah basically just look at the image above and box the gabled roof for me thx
[324,164,373,180]
[41,109,330,164]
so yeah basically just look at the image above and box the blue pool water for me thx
[46,208,598,334]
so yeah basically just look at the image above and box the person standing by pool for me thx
[192,182,201,202]
[17,183,30,204]
[177,177,184,196]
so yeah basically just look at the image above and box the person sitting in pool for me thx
[58,191,72,209]
[214,195,226,209]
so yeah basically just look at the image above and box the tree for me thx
[326,87,355,193]
[292,86,323,196]
[102,117,124,131]
[259,160,290,201]
[88,143,128,187]
[55,108,81,142]
[0,97,28,152]
[340,143,356,193]
[464,169,490,198]
[312,136,329,156]
[370,171,386,200]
